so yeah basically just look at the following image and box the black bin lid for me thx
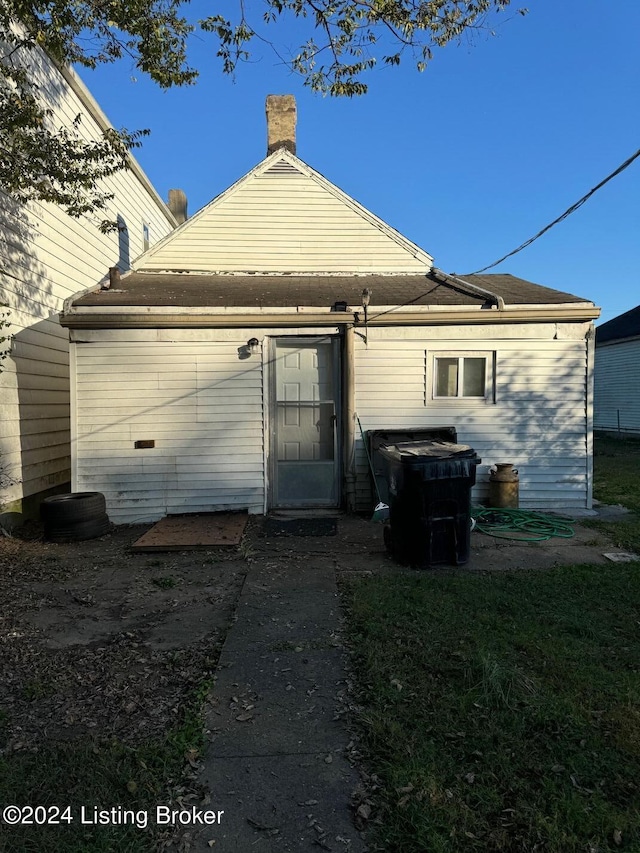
[368,426,457,453]
[380,439,477,463]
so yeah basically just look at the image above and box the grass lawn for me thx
[343,434,640,852]
[0,679,211,852]
[592,433,640,553]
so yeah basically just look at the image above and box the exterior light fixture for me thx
[247,337,260,355]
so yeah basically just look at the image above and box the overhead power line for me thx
[469,147,640,275]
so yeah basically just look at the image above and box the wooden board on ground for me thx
[132,512,248,551]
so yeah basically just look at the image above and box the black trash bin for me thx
[367,426,458,505]
[379,440,481,568]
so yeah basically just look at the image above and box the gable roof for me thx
[596,304,640,344]
[61,145,600,329]
[134,148,434,275]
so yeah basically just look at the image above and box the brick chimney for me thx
[168,189,188,224]
[266,95,296,156]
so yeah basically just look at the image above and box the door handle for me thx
[317,414,337,431]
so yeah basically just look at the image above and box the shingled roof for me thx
[72,272,590,309]
[596,304,640,344]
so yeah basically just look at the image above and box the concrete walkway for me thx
[194,536,368,852]
[191,507,625,851]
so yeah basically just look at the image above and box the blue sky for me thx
[81,0,640,324]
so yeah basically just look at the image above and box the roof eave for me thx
[596,333,640,347]
[60,302,600,329]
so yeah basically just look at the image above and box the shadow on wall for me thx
[445,356,589,507]
[69,336,593,520]
[359,346,592,510]
[117,214,130,271]
[0,187,134,527]
[0,48,145,527]
[0,189,71,526]
[79,465,265,526]
[71,349,267,524]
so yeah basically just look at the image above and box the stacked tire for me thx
[41,492,110,542]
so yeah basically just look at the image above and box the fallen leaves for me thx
[247,817,280,837]
[356,803,371,821]
[351,781,375,830]
[0,528,247,757]
[0,629,222,752]
[229,694,257,723]
[185,748,200,769]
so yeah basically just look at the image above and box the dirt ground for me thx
[0,514,390,756]
[0,521,248,752]
[0,509,622,755]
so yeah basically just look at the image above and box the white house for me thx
[60,96,600,524]
[0,54,179,525]
[594,304,640,434]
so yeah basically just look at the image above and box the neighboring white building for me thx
[0,56,178,524]
[594,305,640,434]
[60,97,600,524]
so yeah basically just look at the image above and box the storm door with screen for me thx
[271,338,340,507]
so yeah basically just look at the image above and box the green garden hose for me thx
[471,507,575,542]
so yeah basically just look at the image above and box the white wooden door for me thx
[272,338,339,507]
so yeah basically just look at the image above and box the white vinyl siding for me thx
[70,322,593,519]
[73,341,265,523]
[354,324,592,511]
[594,338,640,433]
[0,55,174,512]
[139,162,431,274]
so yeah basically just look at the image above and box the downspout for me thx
[432,268,506,310]
[69,341,78,491]
[344,324,357,513]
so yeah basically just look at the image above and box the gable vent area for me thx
[265,158,304,176]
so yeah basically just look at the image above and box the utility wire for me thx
[469,147,640,275]
[344,148,639,325]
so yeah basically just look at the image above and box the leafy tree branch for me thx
[1,0,526,216]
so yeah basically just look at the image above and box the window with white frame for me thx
[429,352,495,401]
[142,222,150,252]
